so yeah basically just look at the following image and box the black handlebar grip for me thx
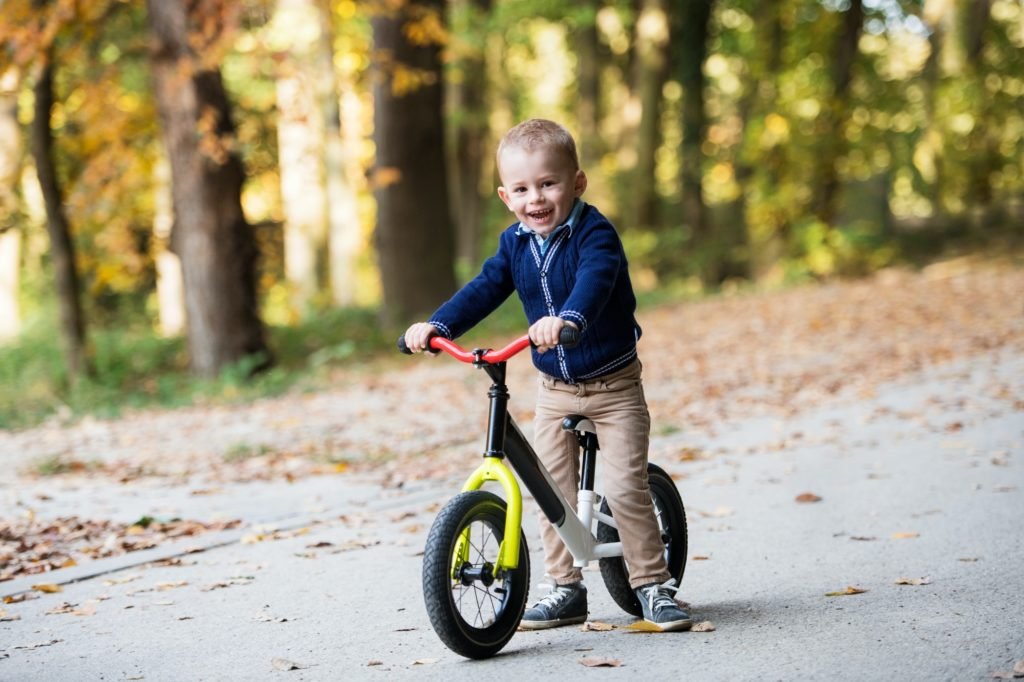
[559,325,581,348]
[397,335,413,355]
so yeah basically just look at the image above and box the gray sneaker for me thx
[635,579,692,631]
[519,582,588,630]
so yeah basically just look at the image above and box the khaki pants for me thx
[533,358,670,589]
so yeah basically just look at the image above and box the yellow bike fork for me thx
[452,456,523,577]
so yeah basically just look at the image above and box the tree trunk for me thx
[575,0,602,171]
[915,0,950,210]
[448,0,492,270]
[674,0,715,282]
[631,0,670,232]
[0,68,22,341]
[30,60,90,378]
[735,2,785,281]
[317,0,361,306]
[372,0,457,324]
[146,0,270,377]
[959,0,995,214]
[811,0,864,227]
[153,154,186,337]
[272,0,329,317]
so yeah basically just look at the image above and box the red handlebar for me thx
[397,326,579,362]
[428,334,532,364]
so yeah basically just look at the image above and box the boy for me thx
[404,118,691,632]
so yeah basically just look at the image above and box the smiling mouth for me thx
[528,209,553,221]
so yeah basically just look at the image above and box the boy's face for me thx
[497,146,587,237]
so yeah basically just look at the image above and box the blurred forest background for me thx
[0,0,1021,428]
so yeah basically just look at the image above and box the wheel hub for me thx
[457,561,496,587]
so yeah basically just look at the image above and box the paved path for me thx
[1,349,1022,681]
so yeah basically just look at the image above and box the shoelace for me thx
[640,578,681,613]
[535,584,574,608]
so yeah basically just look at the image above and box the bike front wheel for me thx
[422,490,530,659]
[596,462,688,617]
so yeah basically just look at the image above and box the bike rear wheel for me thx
[422,491,529,659]
[596,463,688,617]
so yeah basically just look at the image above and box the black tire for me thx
[422,491,530,659]
[597,462,688,617]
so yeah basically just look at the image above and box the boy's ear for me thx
[497,186,514,211]
[574,170,588,197]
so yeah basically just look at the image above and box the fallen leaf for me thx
[11,639,63,650]
[895,576,932,586]
[4,593,38,604]
[700,506,735,518]
[32,583,62,594]
[271,658,304,671]
[692,555,711,560]
[891,532,920,539]
[367,660,383,667]
[691,621,716,632]
[104,574,142,586]
[0,610,21,622]
[412,658,438,665]
[624,620,663,633]
[580,621,615,632]
[157,581,188,590]
[579,657,622,667]
[825,586,868,597]
[850,536,878,542]
[795,492,822,503]
[958,557,980,562]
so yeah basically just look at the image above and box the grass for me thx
[2,223,1020,432]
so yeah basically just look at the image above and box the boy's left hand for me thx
[529,316,577,353]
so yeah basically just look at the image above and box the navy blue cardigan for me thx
[428,202,641,383]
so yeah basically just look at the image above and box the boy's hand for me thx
[529,317,577,354]
[404,322,440,354]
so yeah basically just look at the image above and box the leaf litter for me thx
[2,263,1022,581]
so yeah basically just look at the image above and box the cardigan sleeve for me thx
[557,222,622,334]
[427,231,516,339]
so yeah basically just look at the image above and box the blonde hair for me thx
[497,118,580,170]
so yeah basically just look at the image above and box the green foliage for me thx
[0,305,394,430]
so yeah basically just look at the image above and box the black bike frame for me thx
[478,359,597,529]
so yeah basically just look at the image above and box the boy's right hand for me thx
[404,323,440,354]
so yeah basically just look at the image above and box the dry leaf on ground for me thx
[892,532,920,539]
[580,621,616,632]
[579,657,622,667]
[691,621,716,632]
[271,658,304,671]
[825,586,868,597]
[31,583,62,594]
[895,576,932,586]
[795,492,823,503]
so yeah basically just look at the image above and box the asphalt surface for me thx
[1,348,1022,681]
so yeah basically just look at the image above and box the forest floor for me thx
[1,255,1022,679]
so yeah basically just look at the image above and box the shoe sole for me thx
[644,618,693,632]
[518,614,588,631]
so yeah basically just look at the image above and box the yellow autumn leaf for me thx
[624,620,664,633]
[32,583,62,593]
[825,585,867,597]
